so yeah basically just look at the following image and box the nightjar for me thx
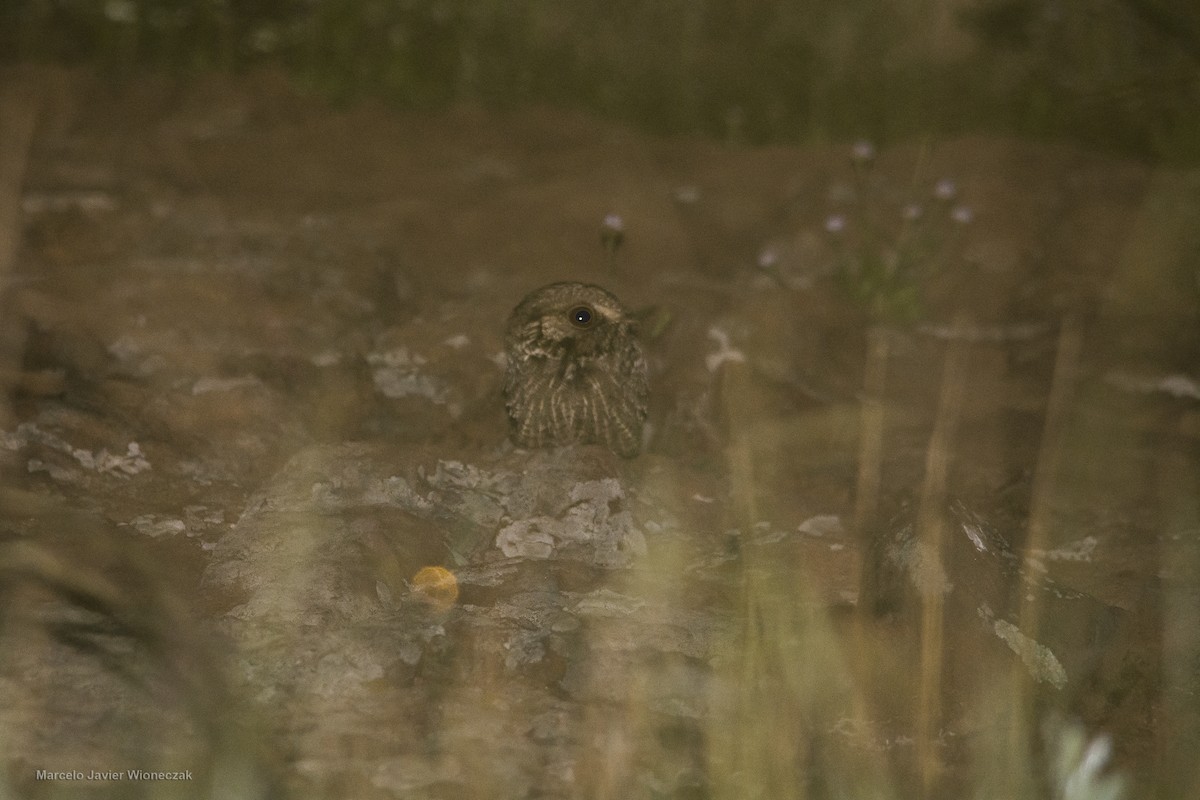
[504,282,648,457]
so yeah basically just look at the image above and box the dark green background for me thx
[4,0,1198,161]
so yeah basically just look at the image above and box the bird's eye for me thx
[569,306,594,328]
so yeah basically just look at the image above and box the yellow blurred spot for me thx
[411,565,458,609]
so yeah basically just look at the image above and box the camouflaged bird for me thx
[504,282,648,457]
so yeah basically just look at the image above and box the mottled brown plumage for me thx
[504,282,648,457]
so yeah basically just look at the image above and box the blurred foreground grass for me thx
[2,0,1199,161]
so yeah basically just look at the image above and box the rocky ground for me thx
[0,68,1197,799]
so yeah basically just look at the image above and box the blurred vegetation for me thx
[2,0,1199,160]
[824,151,977,324]
[0,1,1194,152]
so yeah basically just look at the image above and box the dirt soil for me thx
[0,68,1198,799]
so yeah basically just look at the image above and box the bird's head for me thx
[506,282,634,355]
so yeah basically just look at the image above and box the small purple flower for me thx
[601,213,625,256]
[851,140,876,163]
[824,214,847,234]
[951,205,974,225]
[934,178,957,201]
[902,203,923,221]
[757,246,780,270]
[672,185,700,205]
